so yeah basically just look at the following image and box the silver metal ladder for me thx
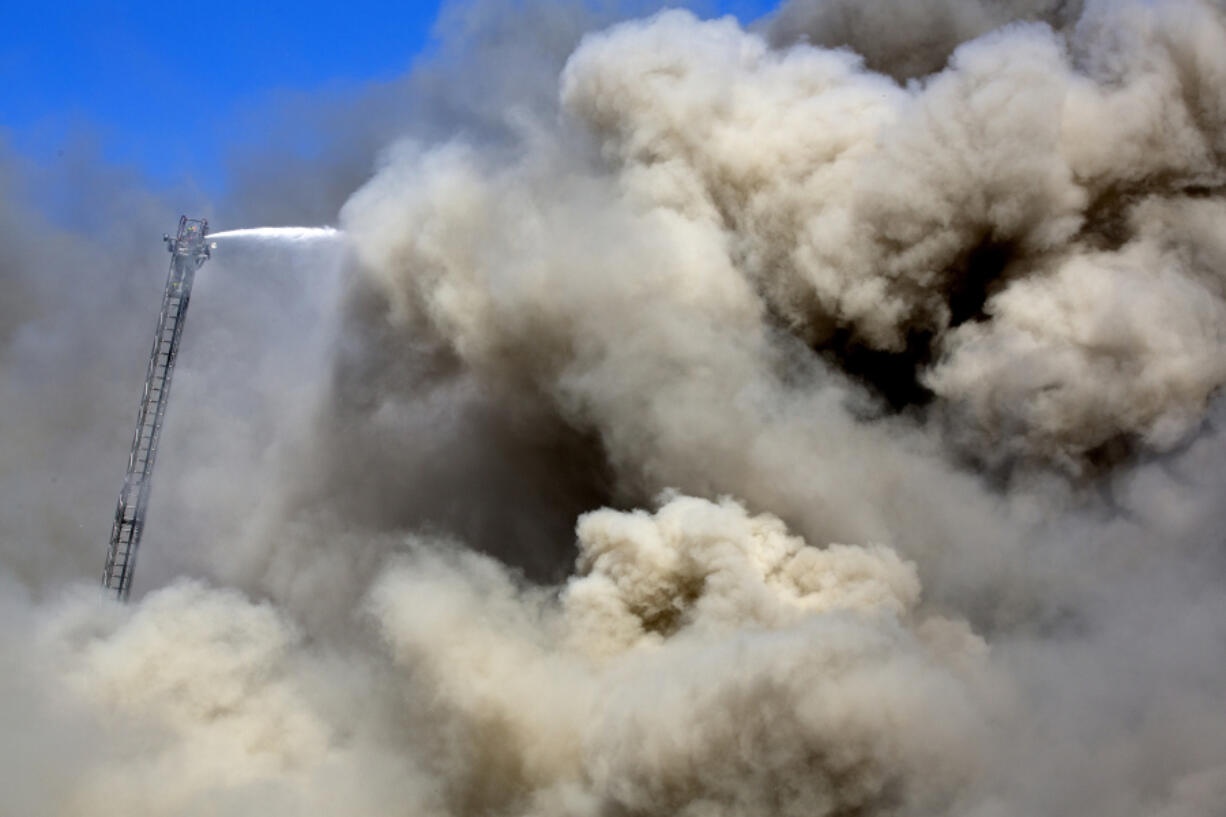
[103,216,211,600]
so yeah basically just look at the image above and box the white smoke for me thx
[4,0,1226,815]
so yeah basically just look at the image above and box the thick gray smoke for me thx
[4,0,1226,815]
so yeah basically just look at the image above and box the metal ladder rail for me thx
[102,257,196,600]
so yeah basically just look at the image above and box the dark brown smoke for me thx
[3,1,1226,815]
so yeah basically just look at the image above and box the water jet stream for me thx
[208,226,342,241]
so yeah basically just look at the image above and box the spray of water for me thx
[207,226,342,241]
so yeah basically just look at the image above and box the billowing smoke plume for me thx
[4,0,1226,815]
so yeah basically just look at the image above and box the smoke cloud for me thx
[4,0,1226,815]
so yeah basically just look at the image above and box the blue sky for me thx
[2,1,780,193]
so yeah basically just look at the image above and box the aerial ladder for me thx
[102,216,213,600]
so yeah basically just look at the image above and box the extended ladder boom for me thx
[103,216,211,600]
